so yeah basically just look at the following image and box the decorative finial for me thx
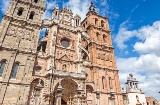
[55,4,59,9]
[89,1,97,14]
[66,4,69,10]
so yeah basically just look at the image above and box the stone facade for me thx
[122,74,147,105]
[146,97,160,105]
[0,1,123,105]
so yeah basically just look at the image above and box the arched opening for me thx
[102,76,105,89]
[95,18,98,26]
[53,78,78,105]
[0,60,6,77]
[34,0,38,3]
[28,79,44,105]
[11,62,19,78]
[29,11,35,20]
[103,34,107,42]
[153,101,155,105]
[86,85,94,104]
[35,66,41,72]
[101,20,105,27]
[62,64,67,71]
[96,32,100,41]
[82,51,89,61]
[17,7,24,16]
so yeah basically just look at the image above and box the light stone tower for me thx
[0,0,46,104]
[122,74,147,105]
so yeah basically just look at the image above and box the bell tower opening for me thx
[17,7,24,16]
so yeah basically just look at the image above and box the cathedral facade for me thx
[0,0,123,105]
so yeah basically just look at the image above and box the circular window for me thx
[61,38,70,48]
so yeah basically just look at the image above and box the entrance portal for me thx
[55,78,78,105]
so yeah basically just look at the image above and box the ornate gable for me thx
[59,54,71,61]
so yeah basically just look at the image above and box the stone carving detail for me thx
[71,40,75,49]
[8,26,16,35]
[24,31,31,40]
[97,52,110,61]
[17,29,24,38]
[59,30,71,38]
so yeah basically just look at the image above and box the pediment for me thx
[59,54,71,61]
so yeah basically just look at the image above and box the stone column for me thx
[55,84,64,105]
[109,88,116,105]
[95,89,101,105]
[77,86,84,105]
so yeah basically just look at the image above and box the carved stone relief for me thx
[7,26,16,35]
[97,52,110,61]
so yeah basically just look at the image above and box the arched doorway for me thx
[28,78,44,105]
[54,78,78,105]
[86,85,94,105]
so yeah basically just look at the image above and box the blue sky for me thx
[0,0,160,101]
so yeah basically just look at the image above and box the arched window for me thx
[28,79,44,104]
[29,11,35,20]
[0,60,6,77]
[17,7,24,16]
[11,62,19,78]
[102,76,105,89]
[95,18,98,26]
[62,64,66,71]
[109,77,111,89]
[34,0,38,3]
[101,20,105,27]
[153,101,155,105]
[96,32,100,40]
[103,34,107,42]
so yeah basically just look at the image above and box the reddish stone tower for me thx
[81,2,123,105]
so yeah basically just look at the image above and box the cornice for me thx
[0,47,37,55]
[89,41,114,49]
[13,0,46,11]
[86,24,111,33]
[3,15,42,29]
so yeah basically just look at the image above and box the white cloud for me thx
[0,0,10,13]
[115,20,160,51]
[43,0,57,19]
[117,54,160,73]
[115,20,160,101]
[67,0,91,20]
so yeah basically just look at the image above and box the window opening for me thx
[102,77,105,89]
[34,0,38,3]
[11,62,19,78]
[17,8,23,16]
[101,20,105,27]
[61,38,70,48]
[95,18,98,26]
[0,60,6,77]
[35,67,41,72]
[29,11,35,20]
